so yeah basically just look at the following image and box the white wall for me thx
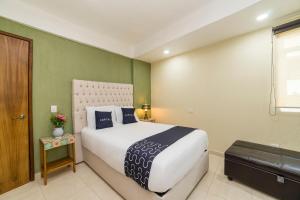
[151,28,300,154]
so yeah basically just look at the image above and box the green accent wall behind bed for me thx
[0,17,151,172]
[133,60,151,107]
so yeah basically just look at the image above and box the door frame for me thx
[0,30,34,181]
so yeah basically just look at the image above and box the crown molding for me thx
[0,0,134,58]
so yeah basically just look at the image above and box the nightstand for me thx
[39,133,76,185]
[140,118,156,123]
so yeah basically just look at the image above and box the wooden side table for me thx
[39,133,76,185]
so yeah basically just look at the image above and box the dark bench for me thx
[225,140,300,200]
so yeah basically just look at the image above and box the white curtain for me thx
[275,27,300,108]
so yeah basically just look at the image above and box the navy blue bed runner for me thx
[124,126,196,190]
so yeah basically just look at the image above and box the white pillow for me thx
[86,106,116,129]
[115,106,139,124]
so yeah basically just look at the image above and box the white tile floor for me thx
[0,154,277,200]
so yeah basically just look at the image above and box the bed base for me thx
[83,147,209,200]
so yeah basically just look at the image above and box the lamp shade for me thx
[141,104,151,110]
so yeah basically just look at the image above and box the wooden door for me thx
[0,31,33,194]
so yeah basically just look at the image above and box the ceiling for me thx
[19,0,210,45]
[1,0,300,62]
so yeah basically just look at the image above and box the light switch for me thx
[51,105,57,113]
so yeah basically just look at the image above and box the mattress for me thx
[81,121,208,193]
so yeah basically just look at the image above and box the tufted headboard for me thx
[72,79,133,162]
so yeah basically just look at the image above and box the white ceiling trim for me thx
[133,0,261,57]
[138,0,300,62]
[0,0,134,57]
[1,0,300,63]
[0,0,262,61]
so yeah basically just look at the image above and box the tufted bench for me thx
[225,140,300,200]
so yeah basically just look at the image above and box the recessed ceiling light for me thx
[163,49,170,55]
[256,13,269,21]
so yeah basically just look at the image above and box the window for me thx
[273,19,300,112]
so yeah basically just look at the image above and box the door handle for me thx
[12,114,25,120]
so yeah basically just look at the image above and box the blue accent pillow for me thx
[95,111,113,129]
[122,108,137,124]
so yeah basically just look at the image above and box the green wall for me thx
[133,60,151,108]
[0,17,151,172]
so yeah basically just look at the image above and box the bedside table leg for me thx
[72,143,76,173]
[43,150,47,185]
[40,141,44,178]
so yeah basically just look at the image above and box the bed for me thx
[72,79,209,200]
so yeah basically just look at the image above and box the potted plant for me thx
[50,113,66,137]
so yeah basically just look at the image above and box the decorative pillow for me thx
[115,106,139,123]
[122,108,137,124]
[86,106,116,129]
[95,111,113,129]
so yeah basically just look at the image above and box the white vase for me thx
[53,127,64,137]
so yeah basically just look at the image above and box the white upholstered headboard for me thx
[72,79,133,162]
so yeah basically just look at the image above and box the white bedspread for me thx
[81,122,208,192]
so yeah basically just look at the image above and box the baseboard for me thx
[34,172,41,180]
[209,150,224,157]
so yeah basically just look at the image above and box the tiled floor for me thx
[0,154,276,200]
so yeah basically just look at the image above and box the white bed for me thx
[72,79,209,200]
[81,121,208,193]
